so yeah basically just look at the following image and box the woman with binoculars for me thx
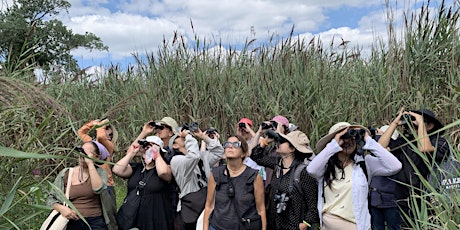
[307,122,402,230]
[112,124,174,230]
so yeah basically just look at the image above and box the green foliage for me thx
[0,0,108,73]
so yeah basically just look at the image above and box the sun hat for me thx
[156,117,179,134]
[91,141,109,160]
[271,115,289,127]
[315,122,370,153]
[410,109,444,135]
[237,118,253,127]
[278,130,314,154]
[146,135,167,152]
[379,125,399,140]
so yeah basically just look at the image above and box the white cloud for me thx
[69,12,182,60]
[64,0,413,66]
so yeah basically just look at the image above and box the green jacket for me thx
[46,167,113,228]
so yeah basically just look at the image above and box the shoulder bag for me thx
[116,168,153,230]
[41,168,74,230]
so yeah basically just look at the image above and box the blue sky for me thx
[47,0,449,71]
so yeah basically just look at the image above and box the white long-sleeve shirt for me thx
[307,136,402,230]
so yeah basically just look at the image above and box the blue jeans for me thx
[67,216,107,230]
[370,206,400,230]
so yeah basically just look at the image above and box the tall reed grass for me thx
[0,0,459,228]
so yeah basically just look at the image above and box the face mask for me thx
[144,146,160,164]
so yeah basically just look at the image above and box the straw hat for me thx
[278,130,314,154]
[315,122,369,152]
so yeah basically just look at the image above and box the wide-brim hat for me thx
[278,130,314,154]
[156,117,179,134]
[410,109,444,135]
[146,136,167,152]
[315,122,370,153]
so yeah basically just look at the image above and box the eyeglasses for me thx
[223,141,242,149]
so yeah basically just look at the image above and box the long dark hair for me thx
[323,151,357,189]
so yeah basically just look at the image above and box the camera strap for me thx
[225,167,245,225]
[136,167,154,196]
[273,158,300,195]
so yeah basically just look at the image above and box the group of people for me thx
[45,107,452,230]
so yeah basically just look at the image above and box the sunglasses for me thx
[223,141,242,149]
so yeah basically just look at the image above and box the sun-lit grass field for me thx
[1,0,459,229]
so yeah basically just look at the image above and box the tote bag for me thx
[41,168,74,230]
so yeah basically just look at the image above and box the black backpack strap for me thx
[357,161,368,181]
[213,166,226,191]
[293,163,307,197]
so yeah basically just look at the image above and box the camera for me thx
[238,122,246,129]
[274,193,289,214]
[137,139,151,148]
[401,114,416,125]
[227,183,235,198]
[182,122,199,132]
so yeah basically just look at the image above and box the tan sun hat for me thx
[315,122,370,153]
[278,130,314,154]
[156,117,179,134]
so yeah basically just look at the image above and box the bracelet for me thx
[303,221,311,227]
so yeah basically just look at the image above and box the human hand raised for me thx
[127,142,141,157]
[334,128,349,146]
[392,106,405,125]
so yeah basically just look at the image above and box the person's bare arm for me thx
[203,173,217,230]
[379,107,404,148]
[112,143,139,178]
[254,174,266,230]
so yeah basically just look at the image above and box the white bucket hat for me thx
[146,136,167,152]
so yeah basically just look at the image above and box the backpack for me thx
[428,152,460,204]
